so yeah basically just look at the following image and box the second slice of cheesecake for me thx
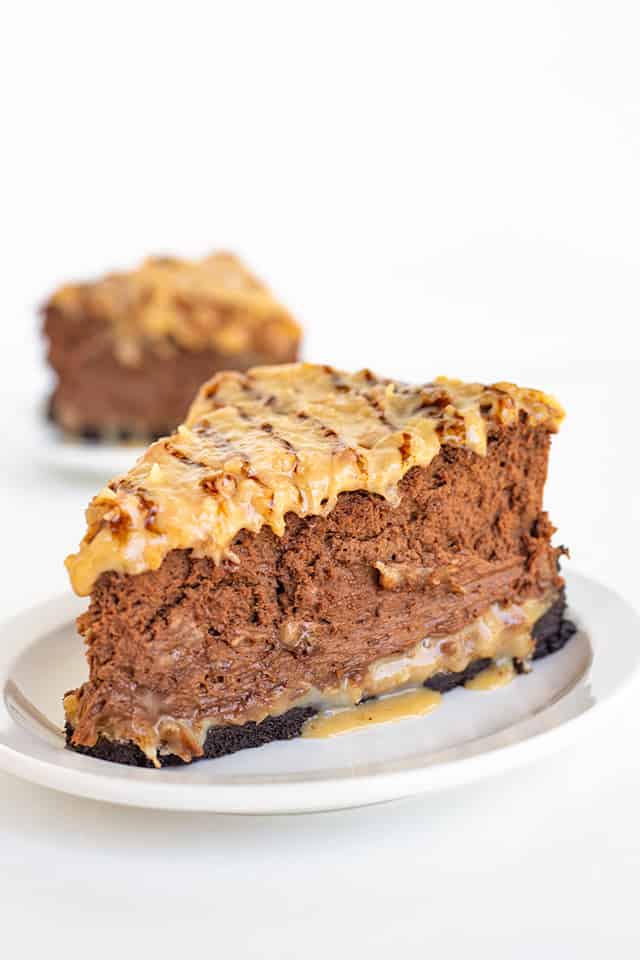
[44,252,301,440]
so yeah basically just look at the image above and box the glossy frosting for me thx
[48,252,300,365]
[66,363,564,596]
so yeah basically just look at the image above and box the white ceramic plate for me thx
[34,405,146,480]
[1,571,638,814]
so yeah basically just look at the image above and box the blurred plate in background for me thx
[34,404,146,480]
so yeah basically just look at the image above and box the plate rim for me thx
[1,570,638,813]
[33,403,147,478]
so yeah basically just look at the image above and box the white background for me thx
[0,2,638,956]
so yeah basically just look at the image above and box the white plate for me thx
[34,406,146,479]
[0,571,638,814]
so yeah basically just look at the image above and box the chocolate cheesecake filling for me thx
[65,418,566,766]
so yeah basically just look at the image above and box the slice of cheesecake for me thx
[43,252,301,441]
[64,363,574,767]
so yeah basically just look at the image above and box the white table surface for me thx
[1,3,639,955]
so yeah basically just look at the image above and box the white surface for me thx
[2,572,633,813]
[1,0,639,954]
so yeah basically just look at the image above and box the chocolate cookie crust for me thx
[65,706,318,768]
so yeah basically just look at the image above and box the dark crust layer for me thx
[65,594,576,768]
[65,706,317,769]
[531,593,577,658]
[423,657,493,693]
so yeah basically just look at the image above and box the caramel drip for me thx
[302,688,442,739]
[66,364,564,596]
[465,661,516,691]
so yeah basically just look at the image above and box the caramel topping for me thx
[66,364,564,596]
[465,661,516,691]
[48,252,300,365]
[302,688,442,739]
